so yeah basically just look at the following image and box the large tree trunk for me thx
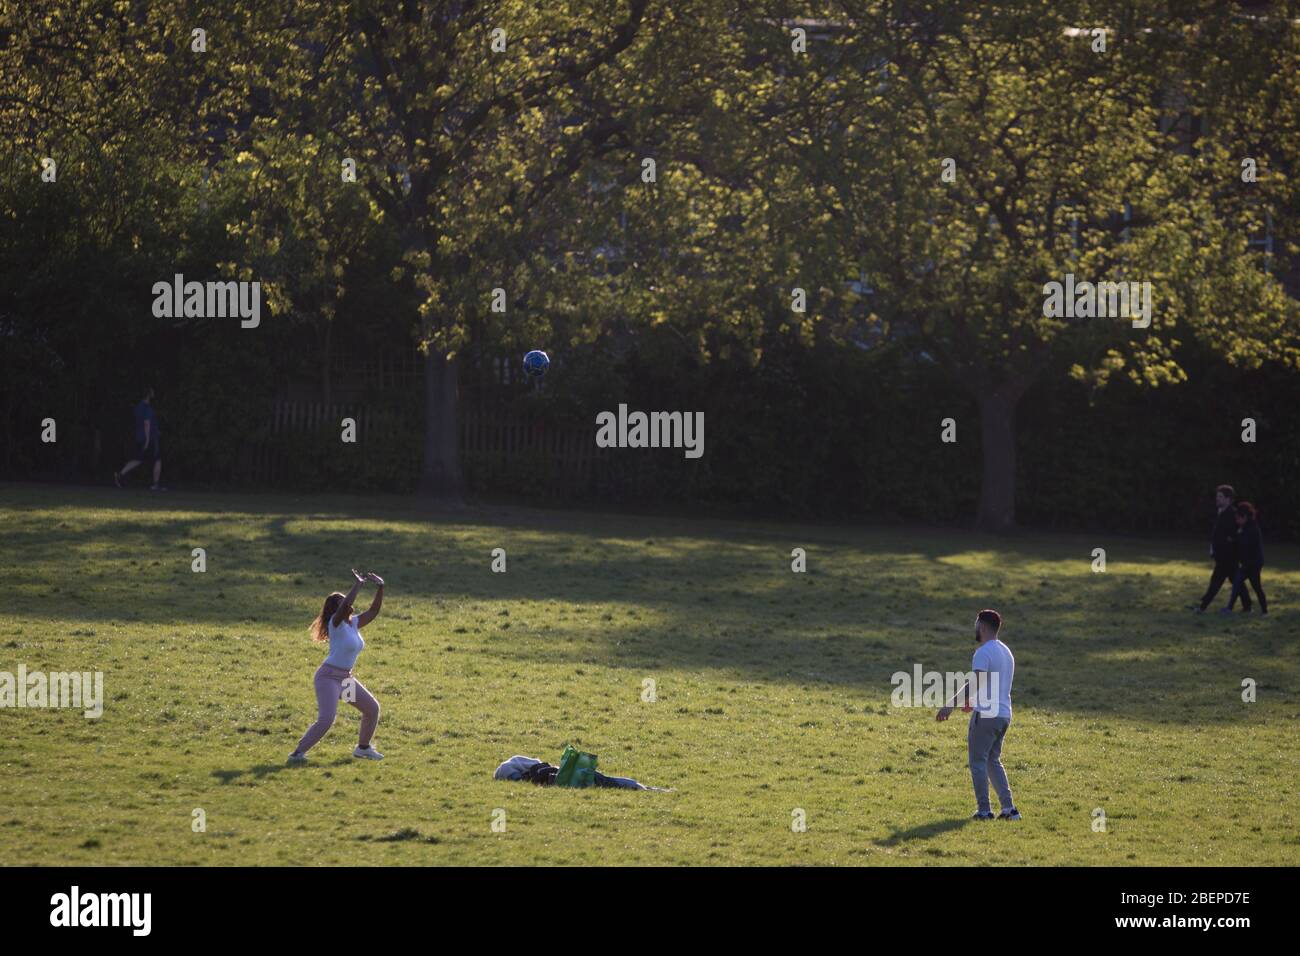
[974,387,1022,533]
[418,349,464,500]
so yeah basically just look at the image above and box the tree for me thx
[215,130,386,405]
[810,1,1300,530]
[186,0,660,499]
[0,0,207,472]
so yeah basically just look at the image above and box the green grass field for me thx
[2,482,1297,866]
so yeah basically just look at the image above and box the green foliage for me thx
[1,1,1298,529]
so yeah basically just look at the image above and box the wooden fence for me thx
[241,399,606,492]
[270,399,381,436]
[460,408,601,487]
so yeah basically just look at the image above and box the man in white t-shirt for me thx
[937,609,1020,821]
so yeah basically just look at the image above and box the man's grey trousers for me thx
[968,713,1014,813]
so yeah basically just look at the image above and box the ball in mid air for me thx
[522,349,550,379]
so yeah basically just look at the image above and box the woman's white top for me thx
[324,614,365,669]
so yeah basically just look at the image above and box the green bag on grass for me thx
[554,744,598,788]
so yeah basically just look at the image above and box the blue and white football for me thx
[522,349,550,378]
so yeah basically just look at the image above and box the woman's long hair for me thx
[311,593,346,643]
[1236,501,1258,524]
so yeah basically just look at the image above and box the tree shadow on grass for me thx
[15,480,1271,565]
[874,817,972,847]
[9,484,1298,725]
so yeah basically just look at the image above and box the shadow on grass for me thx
[211,753,360,783]
[874,817,972,847]
[211,764,296,783]
[8,483,1298,725]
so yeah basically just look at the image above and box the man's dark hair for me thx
[977,609,1002,633]
[1216,484,1235,499]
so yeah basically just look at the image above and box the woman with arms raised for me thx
[289,569,386,763]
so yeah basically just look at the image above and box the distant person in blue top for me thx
[937,609,1020,821]
[113,386,165,490]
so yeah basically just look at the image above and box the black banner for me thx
[1,865,1284,941]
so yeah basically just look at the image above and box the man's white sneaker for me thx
[353,745,384,760]
[287,752,308,765]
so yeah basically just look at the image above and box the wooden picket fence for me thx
[235,400,413,484]
[241,399,607,492]
[459,409,667,500]
[269,399,379,436]
[460,408,600,486]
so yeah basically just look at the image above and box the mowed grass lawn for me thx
[1,482,1297,866]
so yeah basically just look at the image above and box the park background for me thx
[1,1,1299,869]
[2,0,1299,537]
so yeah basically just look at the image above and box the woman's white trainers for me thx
[287,752,308,764]
[353,745,384,760]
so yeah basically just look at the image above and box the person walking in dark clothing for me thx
[1197,484,1249,613]
[113,386,165,490]
[1225,501,1268,615]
